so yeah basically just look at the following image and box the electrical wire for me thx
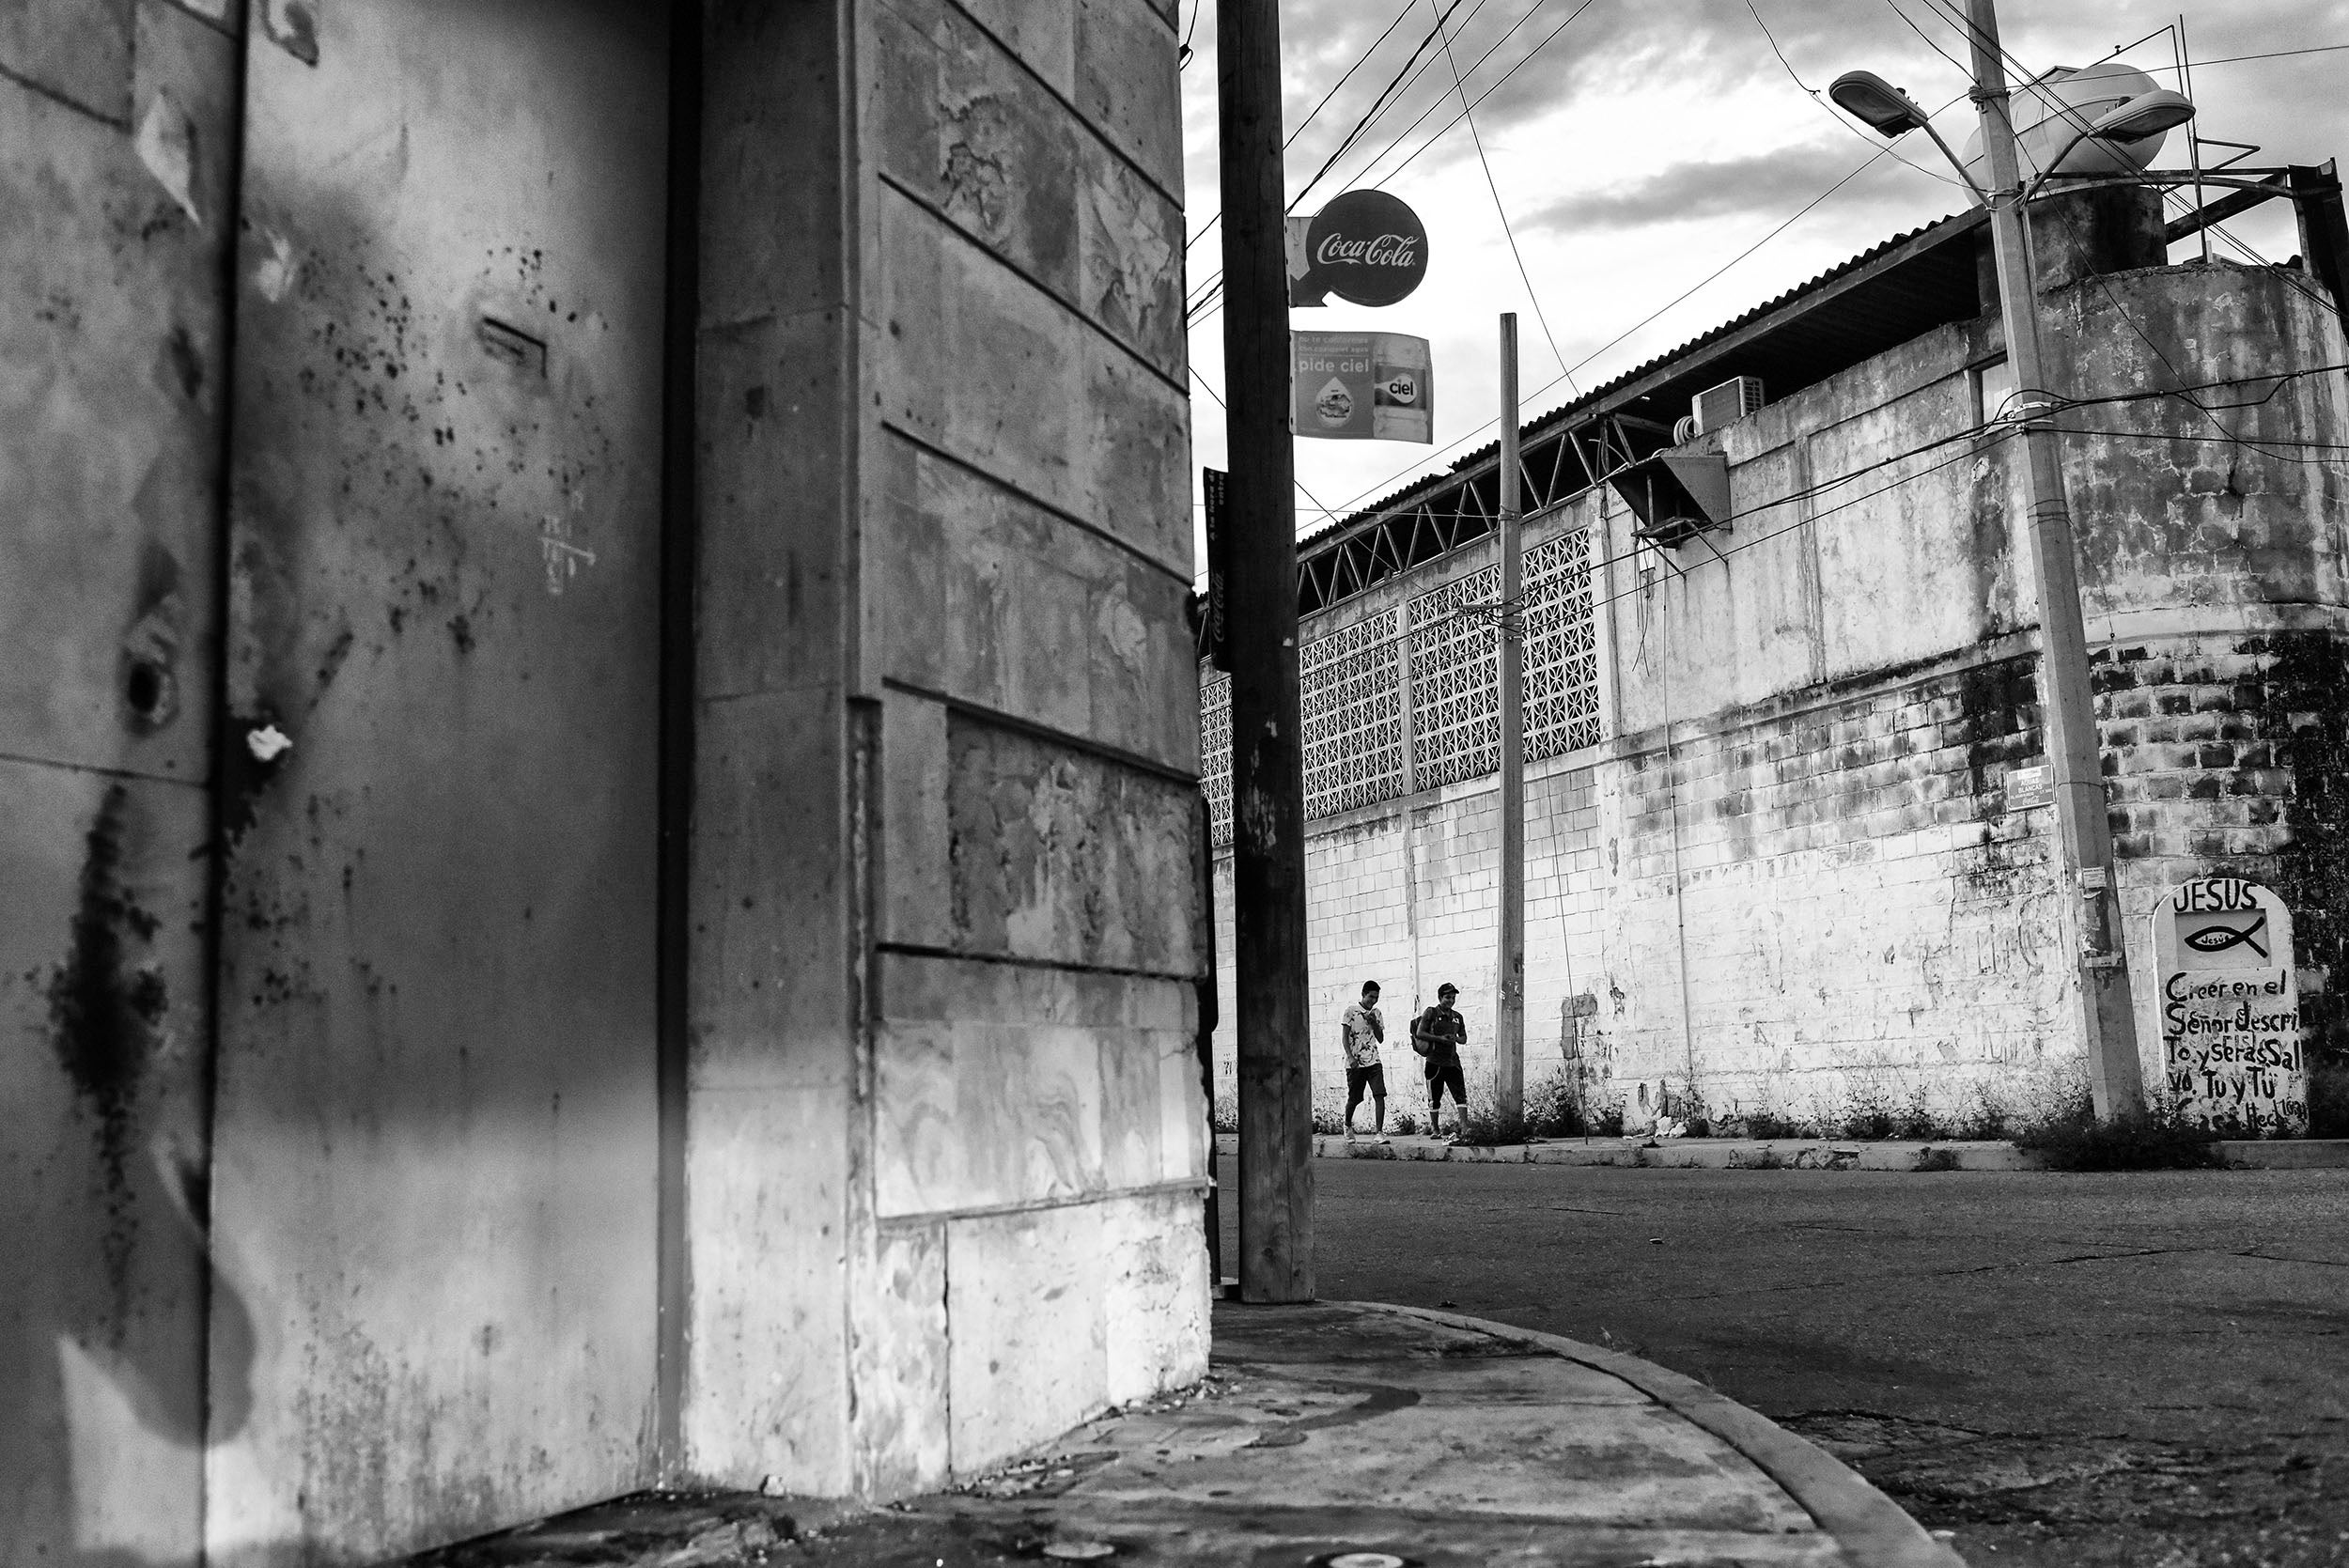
[1206,423,2027,654]
[1190,364,1341,523]
[1293,137,1918,530]
[1745,0,1970,188]
[2170,41,2349,69]
[1187,0,1486,321]
[1425,0,1574,384]
[1183,0,1443,272]
[1272,349,2349,602]
[1903,1,2349,396]
[1190,0,1588,329]
[1343,0,1589,192]
[1289,0,1484,225]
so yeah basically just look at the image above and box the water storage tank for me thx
[1959,63,2173,188]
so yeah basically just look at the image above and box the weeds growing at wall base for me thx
[1451,1073,1623,1144]
[2013,1084,2225,1171]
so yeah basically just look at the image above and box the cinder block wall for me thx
[1212,261,2349,1134]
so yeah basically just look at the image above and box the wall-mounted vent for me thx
[1689,375,1765,437]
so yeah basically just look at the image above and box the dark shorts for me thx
[1346,1063,1386,1098]
[1426,1061,1467,1106]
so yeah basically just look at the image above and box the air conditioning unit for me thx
[1688,375,1765,437]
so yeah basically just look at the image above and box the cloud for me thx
[1519,139,1886,234]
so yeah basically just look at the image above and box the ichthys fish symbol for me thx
[2185,913,2267,957]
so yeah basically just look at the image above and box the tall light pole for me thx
[1495,314,1526,1126]
[1830,0,2195,1120]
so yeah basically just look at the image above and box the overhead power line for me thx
[1426,0,1574,384]
[1184,0,1437,259]
[1190,0,1582,329]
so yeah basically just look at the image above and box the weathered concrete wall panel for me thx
[684,0,863,1497]
[0,766,222,1567]
[942,1183,1206,1477]
[875,437,1197,770]
[1,1,230,784]
[1,3,238,1560]
[207,0,670,1557]
[683,1081,852,1492]
[875,952,1198,1218]
[874,0,1181,380]
[686,0,1205,1506]
[874,183,1190,577]
[0,0,136,125]
[945,716,1201,972]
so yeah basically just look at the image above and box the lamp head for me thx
[1828,70,1929,136]
[2091,87,2196,142]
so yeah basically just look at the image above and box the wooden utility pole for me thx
[1495,314,1526,1125]
[1217,0,1314,1301]
[1966,0,2145,1118]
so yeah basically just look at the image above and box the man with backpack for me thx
[1412,983,1469,1139]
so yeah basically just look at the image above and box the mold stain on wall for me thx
[43,784,167,1305]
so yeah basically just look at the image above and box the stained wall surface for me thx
[862,0,1209,1485]
[202,1,673,1560]
[684,0,1206,1501]
[1208,261,2348,1135]
[0,3,240,1562]
[6,0,1209,1561]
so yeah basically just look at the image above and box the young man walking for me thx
[1412,983,1469,1139]
[1340,981,1390,1143]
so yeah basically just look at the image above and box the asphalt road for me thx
[1215,1154,2349,1568]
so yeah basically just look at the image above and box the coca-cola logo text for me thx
[1315,232,1422,270]
[1301,189,1428,307]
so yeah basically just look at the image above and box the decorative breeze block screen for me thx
[1200,667,1233,848]
[1524,527,1601,758]
[1196,522,1602,846]
[1300,610,1403,819]
[1409,565,1501,789]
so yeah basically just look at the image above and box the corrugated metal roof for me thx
[1298,208,1985,553]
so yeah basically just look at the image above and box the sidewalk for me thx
[1217,1132,2349,1172]
[405,1300,1965,1568]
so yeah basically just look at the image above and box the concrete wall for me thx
[1211,259,2349,1135]
[1,3,240,1561]
[688,0,1206,1501]
[5,0,1205,1560]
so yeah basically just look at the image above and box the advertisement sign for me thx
[2153,877,2306,1136]
[1287,189,1429,307]
[2004,763,2052,811]
[1293,331,1432,442]
[1201,467,1229,672]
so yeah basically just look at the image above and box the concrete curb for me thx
[1357,1300,1968,1568]
[1214,1133,2349,1171]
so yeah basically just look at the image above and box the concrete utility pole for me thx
[1217,0,1315,1300]
[1495,314,1526,1125]
[1965,0,2146,1119]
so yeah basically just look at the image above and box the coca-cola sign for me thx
[1293,190,1428,308]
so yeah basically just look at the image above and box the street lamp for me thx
[2021,88,2196,198]
[1832,0,2155,1123]
[1828,70,1988,205]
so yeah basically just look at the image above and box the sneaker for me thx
[1375,1134,1392,1145]
[1343,1129,1357,1143]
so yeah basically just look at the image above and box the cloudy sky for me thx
[1176,0,2349,571]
